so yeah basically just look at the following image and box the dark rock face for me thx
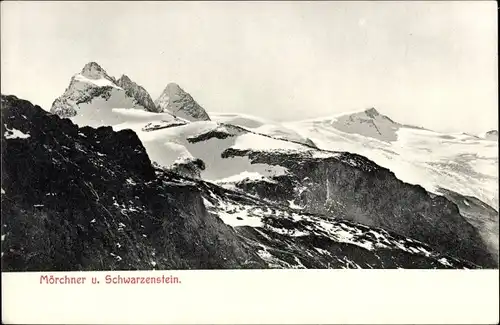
[116,75,159,113]
[1,95,263,271]
[225,149,497,268]
[199,181,475,269]
[185,123,249,144]
[437,187,499,264]
[154,83,211,121]
[188,130,235,143]
[142,120,187,132]
[364,107,380,119]
[1,95,485,271]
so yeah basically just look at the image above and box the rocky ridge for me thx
[116,74,159,113]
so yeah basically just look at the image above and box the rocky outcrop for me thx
[154,83,211,121]
[167,158,206,179]
[116,74,159,113]
[2,95,476,270]
[142,120,187,132]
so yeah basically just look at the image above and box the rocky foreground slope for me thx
[1,95,488,270]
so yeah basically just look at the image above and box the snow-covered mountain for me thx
[208,109,499,262]
[46,82,498,267]
[283,108,499,211]
[50,62,162,129]
[1,95,490,270]
[4,64,497,270]
[320,107,420,142]
[154,83,211,121]
[50,62,210,128]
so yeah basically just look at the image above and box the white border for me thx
[2,269,499,324]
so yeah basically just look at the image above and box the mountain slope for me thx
[286,108,499,211]
[437,187,499,261]
[1,95,481,270]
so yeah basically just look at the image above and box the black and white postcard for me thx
[1,1,498,324]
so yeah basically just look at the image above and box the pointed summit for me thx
[80,62,113,81]
[154,83,210,121]
[326,107,401,141]
[50,64,156,121]
[116,74,159,112]
[360,107,397,124]
[165,82,182,94]
[364,107,380,118]
[117,74,133,84]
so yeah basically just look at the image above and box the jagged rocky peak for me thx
[154,83,211,121]
[116,74,159,112]
[50,62,160,122]
[50,61,120,118]
[116,74,134,85]
[80,61,114,81]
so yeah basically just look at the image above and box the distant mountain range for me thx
[1,62,498,270]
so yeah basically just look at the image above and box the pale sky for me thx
[1,1,497,133]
